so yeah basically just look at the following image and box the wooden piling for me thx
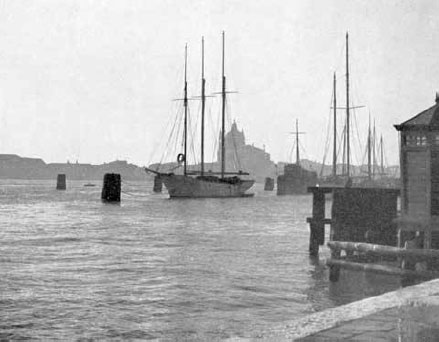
[101,173,121,202]
[264,177,274,191]
[308,189,326,256]
[56,174,66,190]
[153,175,163,193]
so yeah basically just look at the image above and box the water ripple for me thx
[0,180,402,339]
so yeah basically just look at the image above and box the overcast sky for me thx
[0,0,438,166]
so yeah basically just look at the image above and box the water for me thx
[0,179,402,340]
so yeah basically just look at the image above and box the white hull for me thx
[161,174,254,198]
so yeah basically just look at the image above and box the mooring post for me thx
[56,174,66,190]
[101,173,121,202]
[309,190,325,256]
[153,175,162,193]
[264,177,274,191]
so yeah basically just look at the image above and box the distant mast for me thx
[373,120,377,178]
[380,135,384,175]
[183,44,188,175]
[332,72,337,177]
[367,114,372,180]
[221,31,226,178]
[201,37,205,176]
[346,32,350,177]
[295,119,300,165]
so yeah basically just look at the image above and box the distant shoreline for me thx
[0,154,148,181]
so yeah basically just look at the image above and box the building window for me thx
[405,133,427,146]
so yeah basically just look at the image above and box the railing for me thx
[327,241,439,282]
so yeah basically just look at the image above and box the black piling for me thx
[153,175,163,193]
[56,174,66,190]
[101,173,121,202]
[309,190,326,256]
[264,177,274,191]
[307,187,330,256]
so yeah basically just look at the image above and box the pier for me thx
[308,95,439,283]
[307,186,400,257]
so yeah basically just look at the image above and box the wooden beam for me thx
[306,218,332,225]
[326,259,439,279]
[327,241,439,261]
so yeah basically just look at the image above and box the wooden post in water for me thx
[101,173,121,202]
[153,175,162,193]
[56,174,66,190]
[309,190,325,256]
[264,177,274,191]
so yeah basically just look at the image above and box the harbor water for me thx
[1,179,403,340]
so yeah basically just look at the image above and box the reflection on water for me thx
[0,180,404,340]
[397,301,439,341]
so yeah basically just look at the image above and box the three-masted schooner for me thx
[146,32,254,198]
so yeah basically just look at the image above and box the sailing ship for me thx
[320,33,398,189]
[320,32,362,187]
[277,119,317,195]
[146,33,254,198]
[357,119,399,188]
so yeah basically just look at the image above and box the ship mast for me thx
[295,119,300,165]
[367,113,372,180]
[346,32,350,178]
[221,31,226,178]
[332,73,337,177]
[201,37,205,176]
[380,134,384,175]
[183,44,188,176]
[373,120,377,178]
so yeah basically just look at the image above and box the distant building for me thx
[394,93,439,248]
[218,121,276,182]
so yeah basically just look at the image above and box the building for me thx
[218,121,276,182]
[394,93,439,248]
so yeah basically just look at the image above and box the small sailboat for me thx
[146,32,254,198]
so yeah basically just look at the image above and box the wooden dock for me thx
[307,186,400,257]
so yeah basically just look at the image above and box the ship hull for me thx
[276,164,318,195]
[161,174,255,198]
[277,176,315,195]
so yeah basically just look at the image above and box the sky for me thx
[0,0,438,166]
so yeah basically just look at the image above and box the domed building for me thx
[217,121,276,182]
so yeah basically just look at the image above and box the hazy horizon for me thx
[0,0,438,167]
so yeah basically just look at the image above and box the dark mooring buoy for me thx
[153,175,163,193]
[101,173,121,202]
[56,174,66,190]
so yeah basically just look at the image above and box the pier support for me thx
[307,188,328,256]
[56,174,66,190]
[101,173,121,202]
